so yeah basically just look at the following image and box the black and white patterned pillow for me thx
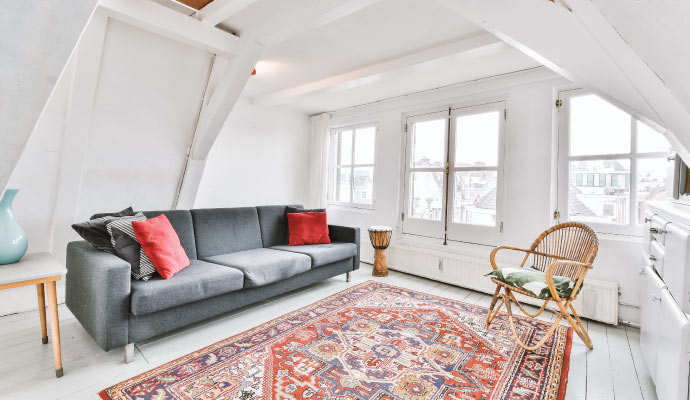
[71,207,136,253]
[106,213,157,281]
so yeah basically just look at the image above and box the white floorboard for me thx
[0,264,656,400]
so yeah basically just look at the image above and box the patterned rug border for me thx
[99,279,573,400]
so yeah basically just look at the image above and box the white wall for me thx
[321,71,644,323]
[0,0,97,196]
[195,98,311,208]
[1,20,212,316]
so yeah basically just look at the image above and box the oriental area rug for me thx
[100,281,572,400]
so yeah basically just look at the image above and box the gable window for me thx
[556,90,672,235]
[401,100,505,245]
[329,124,376,208]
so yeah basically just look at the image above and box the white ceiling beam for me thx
[195,0,259,27]
[174,40,264,208]
[97,0,240,58]
[566,0,690,164]
[50,13,109,262]
[434,0,659,124]
[257,0,383,48]
[191,41,263,159]
[252,33,506,107]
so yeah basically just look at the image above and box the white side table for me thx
[0,253,67,377]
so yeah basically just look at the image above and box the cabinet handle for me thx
[650,227,666,234]
[644,217,652,223]
[649,255,657,261]
[651,295,661,302]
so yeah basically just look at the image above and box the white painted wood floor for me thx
[0,264,656,400]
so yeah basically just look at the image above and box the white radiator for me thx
[386,244,619,325]
[360,240,375,264]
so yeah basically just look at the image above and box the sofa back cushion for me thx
[142,210,197,259]
[256,205,302,248]
[191,207,263,258]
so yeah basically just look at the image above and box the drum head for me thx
[368,225,392,232]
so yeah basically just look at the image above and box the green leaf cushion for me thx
[486,267,577,299]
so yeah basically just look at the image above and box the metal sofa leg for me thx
[346,272,351,282]
[124,343,135,364]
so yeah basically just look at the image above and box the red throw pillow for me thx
[132,215,190,279]
[287,212,330,246]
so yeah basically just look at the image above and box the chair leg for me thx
[554,301,593,350]
[486,286,503,328]
[503,288,563,352]
[568,303,593,348]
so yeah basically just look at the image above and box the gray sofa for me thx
[65,205,359,362]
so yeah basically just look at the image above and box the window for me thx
[556,90,672,234]
[402,101,505,244]
[330,124,376,208]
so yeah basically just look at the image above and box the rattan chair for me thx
[486,222,598,351]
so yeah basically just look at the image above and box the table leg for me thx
[46,281,63,378]
[36,283,48,344]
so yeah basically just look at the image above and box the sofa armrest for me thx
[329,225,360,270]
[65,241,131,351]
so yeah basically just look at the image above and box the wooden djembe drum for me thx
[368,226,392,277]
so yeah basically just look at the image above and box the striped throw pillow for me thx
[106,213,157,281]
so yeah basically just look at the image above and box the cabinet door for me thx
[665,223,690,314]
[655,288,690,400]
[639,265,667,382]
[643,210,655,254]
[649,240,665,277]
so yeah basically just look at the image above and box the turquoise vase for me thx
[0,189,28,264]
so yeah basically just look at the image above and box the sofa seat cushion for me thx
[130,260,244,316]
[272,242,357,268]
[202,248,311,288]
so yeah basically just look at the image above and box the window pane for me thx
[339,130,352,165]
[452,170,497,226]
[637,158,668,223]
[335,168,351,202]
[411,119,445,168]
[354,127,375,164]
[454,111,499,167]
[570,94,631,156]
[637,121,671,153]
[569,159,630,225]
[409,171,443,220]
[353,167,374,204]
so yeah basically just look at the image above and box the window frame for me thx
[556,88,671,236]
[400,99,506,245]
[328,123,378,210]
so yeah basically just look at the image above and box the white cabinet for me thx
[650,240,665,276]
[665,223,690,313]
[656,287,690,400]
[641,201,690,400]
[639,265,666,383]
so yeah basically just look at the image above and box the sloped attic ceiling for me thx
[435,0,690,165]
[0,0,97,196]
[216,0,541,113]
[592,0,690,116]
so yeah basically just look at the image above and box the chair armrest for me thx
[545,260,592,300]
[328,225,360,270]
[65,241,131,351]
[489,246,533,270]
